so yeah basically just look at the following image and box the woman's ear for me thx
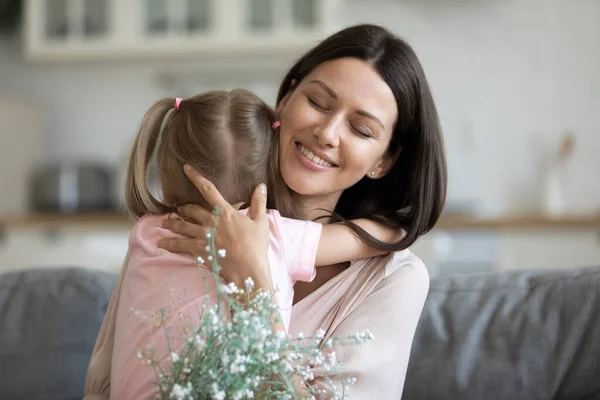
[368,147,402,179]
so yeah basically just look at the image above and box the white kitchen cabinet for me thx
[24,0,114,59]
[0,227,129,274]
[496,229,600,271]
[23,0,343,62]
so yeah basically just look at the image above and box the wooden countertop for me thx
[435,213,600,230]
[1,212,600,230]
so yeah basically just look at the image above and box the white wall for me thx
[1,0,599,214]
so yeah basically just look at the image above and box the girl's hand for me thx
[158,165,272,289]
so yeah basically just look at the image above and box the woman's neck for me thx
[293,192,342,222]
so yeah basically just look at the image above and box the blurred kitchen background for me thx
[0,0,598,276]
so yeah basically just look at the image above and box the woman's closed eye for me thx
[307,95,329,111]
[351,123,373,138]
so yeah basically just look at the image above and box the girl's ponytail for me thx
[125,98,176,219]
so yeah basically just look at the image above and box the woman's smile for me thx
[295,142,338,171]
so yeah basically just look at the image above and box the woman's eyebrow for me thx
[307,79,385,129]
[307,80,337,98]
[356,110,385,129]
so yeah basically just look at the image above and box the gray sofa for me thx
[0,265,599,399]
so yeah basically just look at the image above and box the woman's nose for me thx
[314,115,343,148]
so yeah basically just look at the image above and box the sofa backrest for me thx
[0,267,117,400]
[404,265,600,400]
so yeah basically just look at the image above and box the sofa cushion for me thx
[404,265,600,400]
[0,267,118,400]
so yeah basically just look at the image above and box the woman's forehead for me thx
[302,57,398,126]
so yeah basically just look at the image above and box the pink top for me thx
[85,227,429,400]
[288,250,429,399]
[110,212,321,400]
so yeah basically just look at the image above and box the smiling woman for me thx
[154,24,446,397]
[85,23,447,400]
[276,57,400,212]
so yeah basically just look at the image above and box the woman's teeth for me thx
[297,144,335,167]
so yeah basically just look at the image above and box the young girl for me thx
[87,90,399,399]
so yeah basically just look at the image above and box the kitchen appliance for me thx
[30,161,116,213]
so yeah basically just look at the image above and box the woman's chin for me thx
[284,177,343,204]
[283,175,319,197]
[286,181,315,197]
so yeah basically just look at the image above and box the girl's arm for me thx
[315,219,404,266]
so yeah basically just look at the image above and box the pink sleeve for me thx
[269,211,322,283]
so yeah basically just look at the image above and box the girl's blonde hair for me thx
[125,89,295,219]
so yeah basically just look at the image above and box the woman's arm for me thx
[315,219,404,266]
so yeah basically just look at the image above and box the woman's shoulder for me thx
[376,249,430,298]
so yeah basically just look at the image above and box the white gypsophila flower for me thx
[353,329,375,343]
[170,352,180,363]
[147,209,372,400]
[365,329,375,341]
[205,245,210,252]
[218,249,226,258]
[206,232,212,239]
[196,256,205,265]
[170,382,192,400]
[265,352,279,363]
[221,282,238,294]
[282,360,294,373]
[211,382,225,400]
[137,351,143,359]
[221,352,230,365]
[212,391,225,400]
[194,334,204,349]
[244,277,254,290]
[327,351,336,364]
[208,255,213,261]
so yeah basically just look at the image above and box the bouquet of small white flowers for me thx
[139,208,373,399]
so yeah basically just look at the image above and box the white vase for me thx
[542,162,566,216]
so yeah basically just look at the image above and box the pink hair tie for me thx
[175,98,182,110]
[272,121,281,129]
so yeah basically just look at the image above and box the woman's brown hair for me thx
[125,89,296,220]
[277,24,448,251]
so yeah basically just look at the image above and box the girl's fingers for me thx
[157,238,204,256]
[176,204,214,226]
[162,217,207,239]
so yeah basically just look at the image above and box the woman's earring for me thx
[370,171,376,177]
